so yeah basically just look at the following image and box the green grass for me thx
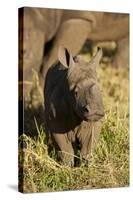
[19,59,129,193]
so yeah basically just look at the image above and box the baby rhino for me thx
[44,46,104,167]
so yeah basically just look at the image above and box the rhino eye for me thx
[74,88,79,97]
[74,90,78,97]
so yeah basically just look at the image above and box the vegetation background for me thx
[19,43,129,193]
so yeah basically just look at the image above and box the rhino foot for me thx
[57,151,74,167]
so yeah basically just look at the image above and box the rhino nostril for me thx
[82,106,89,113]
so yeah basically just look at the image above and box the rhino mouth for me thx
[84,113,104,121]
[79,112,104,122]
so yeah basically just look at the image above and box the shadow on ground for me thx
[8,184,18,192]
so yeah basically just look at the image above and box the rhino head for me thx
[58,46,104,121]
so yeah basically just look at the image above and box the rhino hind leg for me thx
[52,133,74,167]
[113,37,129,68]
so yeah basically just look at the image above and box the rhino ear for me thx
[58,45,75,68]
[89,47,103,68]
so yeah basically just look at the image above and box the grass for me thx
[19,54,129,193]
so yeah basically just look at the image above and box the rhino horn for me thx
[58,45,75,68]
[89,47,103,68]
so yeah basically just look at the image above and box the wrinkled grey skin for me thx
[19,7,129,98]
[44,46,104,166]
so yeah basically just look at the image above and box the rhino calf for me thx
[44,46,104,166]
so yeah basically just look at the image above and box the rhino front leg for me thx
[40,19,93,88]
[113,36,129,68]
[78,122,102,164]
[52,133,74,167]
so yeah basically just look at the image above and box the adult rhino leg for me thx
[40,19,93,89]
[52,133,74,167]
[78,122,102,164]
[19,8,46,104]
[112,36,129,68]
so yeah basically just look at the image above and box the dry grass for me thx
[19,55,129,193]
